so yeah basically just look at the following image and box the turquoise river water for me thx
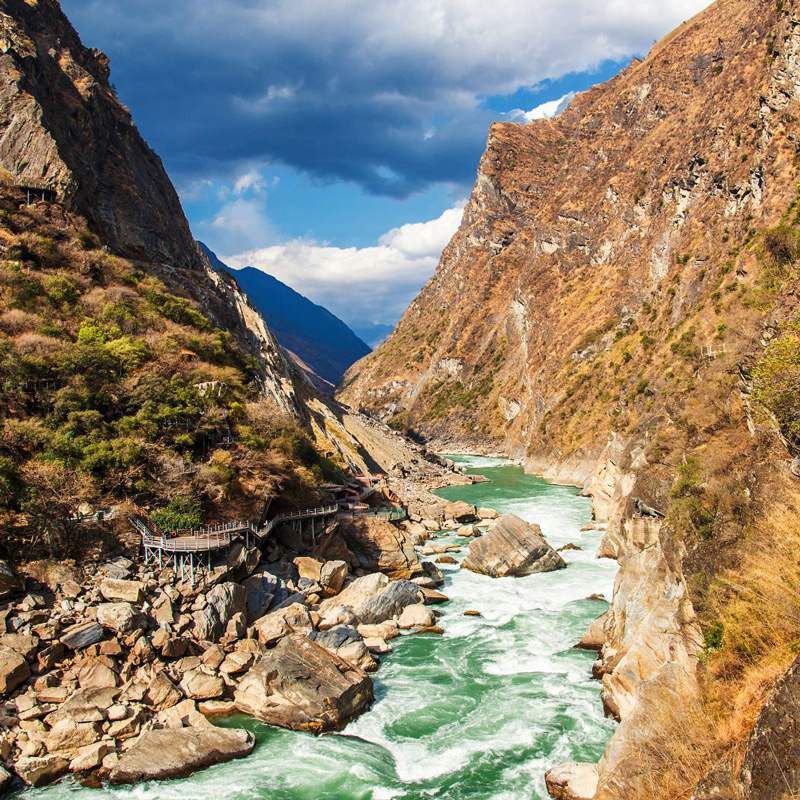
[17,456,618,800]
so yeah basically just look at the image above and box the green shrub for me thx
[150,495,203,532]
[752,330,800,449]
[703,621,724,652]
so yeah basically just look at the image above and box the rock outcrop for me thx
[339,517,422,579]
[109,728,255,784]
[462,514,565,577]
[234,634,374,732]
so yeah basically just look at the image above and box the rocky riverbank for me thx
[0,478,510,792]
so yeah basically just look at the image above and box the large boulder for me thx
[179,670,224,701]
[0,560,22,599]
[0,645,30,694]
[252,603,313,647]
[353,580,423,625]
[444,500,479,523]
[319,560,348,596]
[462,514,566,577]
[242,571,278,624]
[339,517,422,579]
[545,762,599,800]
[234,634,373,732]
[96,602,137,634]
[309,626,376,672]
[14,754,69,787]
[99,578,144,604]
[193,582,246,641]
[109,728,255,784]
[319,572,389,616]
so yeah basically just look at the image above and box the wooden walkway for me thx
[130,505,338,583]
[129,498,406,584]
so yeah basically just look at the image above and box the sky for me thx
[61,0,711,338]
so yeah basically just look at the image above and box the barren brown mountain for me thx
[341,0,800,797]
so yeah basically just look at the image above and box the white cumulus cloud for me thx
[221,203,466,327]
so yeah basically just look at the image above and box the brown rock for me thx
[219,651,254,675]
[69,741,115,772]
[179,670,224,701]
[96,603,137,634]
[107,705,145,739]
[198,699,236,717]
[44,718,100,756]
[99,578,144,605]
[397,604,436,629]
[319,560,348,596]
[14,754,69,787]
[419,587,449,604]
[575,612,607,652]
[253,603,313,647]
[0,644,30,695]
[436,555,458,564]
[339,517,422,579]
[462,514,566,578]
[234,634,373,732]
[0,633,39,660]
[109,728,255,784]
[444,501,479,523]
[545,762,599,800]
[143,673,182,711]
[294,557,323,582]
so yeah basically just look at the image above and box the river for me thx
[17,456,618,800]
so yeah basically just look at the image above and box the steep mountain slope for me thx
[199,243,370,386]
[342,1,800,797]
[0,0,447,553]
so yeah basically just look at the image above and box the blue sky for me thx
[61,0,710,332]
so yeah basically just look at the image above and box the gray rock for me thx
[309,625,376,672]
[60,621,104,651]
[243,572,277,624]
[462,514,566,577]
[109,728,255,784]
[0,560,21,599]
[193,582,246,641]
[353,580,423,624]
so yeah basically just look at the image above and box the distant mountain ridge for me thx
[199,243,371,386]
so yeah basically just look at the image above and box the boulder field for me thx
[0,511,454,789]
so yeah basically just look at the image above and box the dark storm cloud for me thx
[60,0,710,197]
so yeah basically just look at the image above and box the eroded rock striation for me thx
[462,514,565,577]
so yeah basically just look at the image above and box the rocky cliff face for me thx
[341,0,793,465]
[342,0,800,797]
[0,0,305,415]
[0,0,439,483]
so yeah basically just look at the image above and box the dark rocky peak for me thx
[0,0,201,270]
